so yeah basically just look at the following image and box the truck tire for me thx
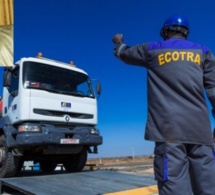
[63,147,87,172]
[40,161,57,173]
[0,135,20,178]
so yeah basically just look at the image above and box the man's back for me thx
[143,37,212,144]
[114,37,214,145]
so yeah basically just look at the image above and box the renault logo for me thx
[65,115,70,122]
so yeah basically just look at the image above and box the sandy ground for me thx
[87,155,154,165]
[87,155,155,175]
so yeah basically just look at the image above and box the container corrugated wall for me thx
[0,0,13,66]
[0,0,13,26]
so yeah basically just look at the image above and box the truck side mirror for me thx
[96,82,101,95]
[3,70,12,87]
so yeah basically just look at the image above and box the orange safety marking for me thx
[104,185,158,195]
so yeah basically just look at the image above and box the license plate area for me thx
[60,138,80,144]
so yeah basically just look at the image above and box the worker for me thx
[112,14,215,195]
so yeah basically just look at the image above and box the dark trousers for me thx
[154,142,215,195]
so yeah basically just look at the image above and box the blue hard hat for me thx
[160,14,190,38]
[162,14,189,29]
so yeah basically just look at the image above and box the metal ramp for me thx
[0,170,157,195]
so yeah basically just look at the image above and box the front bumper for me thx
[6,124,103,147]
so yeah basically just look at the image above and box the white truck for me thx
[0,55,102,178]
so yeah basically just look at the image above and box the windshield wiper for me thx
[61,91,87,97]
[30,87,61,94]
[30,87,92,97]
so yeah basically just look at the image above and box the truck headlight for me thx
[18,124,41,133]
[89,128,99,135]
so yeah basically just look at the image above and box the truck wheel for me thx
[63,147,87,172]
[40,161,57,173]
[0,135,20,178]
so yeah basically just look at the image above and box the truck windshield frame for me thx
[22,61,95,98]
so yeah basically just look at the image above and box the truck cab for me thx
[0,56,102,177]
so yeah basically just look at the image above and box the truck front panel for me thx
[6,124,102,148]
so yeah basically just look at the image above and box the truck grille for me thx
[54,124,76,129]
[33,109,93,119]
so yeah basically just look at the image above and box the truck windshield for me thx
[23,61,95,98]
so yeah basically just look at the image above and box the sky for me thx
[1,0,215,158]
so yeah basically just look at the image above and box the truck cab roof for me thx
[15,56,88,75]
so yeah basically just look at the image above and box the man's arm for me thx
[204,51,215,109]
[112,34,148,66]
